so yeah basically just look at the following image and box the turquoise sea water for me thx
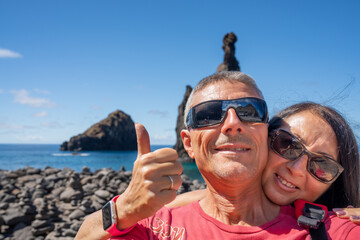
[0,144,204,182]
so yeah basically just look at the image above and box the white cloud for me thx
[91,105,103,110]
[0,120,63,131]
[0,123,24,130]
[0,48,22,58]
[32,111,48,118]
[148,110,169,118]
[0,123,37,130]
[41,121,63,128]
[10,89,56,108]
[15,135,44,142]
[151,133,175,144]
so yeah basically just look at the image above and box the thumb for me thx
[135,123,151,156]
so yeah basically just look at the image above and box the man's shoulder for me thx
[141,201,199,223]
[153,201,199,218]
[167,201,198,211]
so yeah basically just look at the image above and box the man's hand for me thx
[115,123,183,229]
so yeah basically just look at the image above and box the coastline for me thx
[0,144,203,182]
[0,166,206,239]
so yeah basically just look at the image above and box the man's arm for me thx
[75,123,183,240]
[75,210,110,240]
[75,189,207,240]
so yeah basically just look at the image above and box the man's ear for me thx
[181,129,195,159]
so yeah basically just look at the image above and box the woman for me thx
[169,102,360,215]
[265,102,359,209]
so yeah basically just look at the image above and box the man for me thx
[76,71,283,239]
[75,72,328,239]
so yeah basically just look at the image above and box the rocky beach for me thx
[0,166,206,240]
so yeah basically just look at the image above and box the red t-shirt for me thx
[112,201,360,239]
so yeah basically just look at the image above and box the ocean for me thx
[0,144,204,182]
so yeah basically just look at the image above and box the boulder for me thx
[60,110,137,151]
[68,209,86,220]
[59,188,82,203]
[12,224,34,240]
[94,189,111,200]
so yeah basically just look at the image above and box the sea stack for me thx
[216,32,241,72]
[60,110,137,151]
[173,85,193,162]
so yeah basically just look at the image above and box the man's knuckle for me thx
[141,153,155,164]
[141,166,155,178]
[177,163,184,172]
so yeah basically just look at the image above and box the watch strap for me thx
[105,195,135,236]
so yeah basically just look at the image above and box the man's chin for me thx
[211,165,261,182]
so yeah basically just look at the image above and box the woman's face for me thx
[262,110,339,205]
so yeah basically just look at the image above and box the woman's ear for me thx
[181,129,195,159]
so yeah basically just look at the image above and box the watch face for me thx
[102,201,113,230]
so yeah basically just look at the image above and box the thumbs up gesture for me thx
[115,123,183,229]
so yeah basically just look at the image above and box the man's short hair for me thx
[184,71,264,126]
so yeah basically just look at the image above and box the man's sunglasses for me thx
[186,97,268,129]
[269,129,344,184]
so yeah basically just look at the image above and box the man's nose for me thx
[221,108,244,135]
[286,154,308,178]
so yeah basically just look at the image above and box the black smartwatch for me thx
[102,195,136,236]
[102,195,122,235]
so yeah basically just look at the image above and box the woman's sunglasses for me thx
[186,97,268,129]
[269,129,344,184]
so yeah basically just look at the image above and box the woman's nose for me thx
[286,154,308,178]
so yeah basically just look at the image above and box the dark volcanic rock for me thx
[173,85,193,162]
[0,167,205,239]
[60,110,137,151]
[216,32,240,72]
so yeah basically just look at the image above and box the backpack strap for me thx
[294,199,328,240]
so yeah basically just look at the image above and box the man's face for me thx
[182,81,268,186]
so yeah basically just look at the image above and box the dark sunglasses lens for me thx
[235,104,262,122]
[273,132,303,160]
[224,99,267,123]
[308,157,338,182]
[194,101,223,127]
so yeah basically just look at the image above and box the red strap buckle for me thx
[294,199,328,229]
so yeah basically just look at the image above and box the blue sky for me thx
[1,0,359,145]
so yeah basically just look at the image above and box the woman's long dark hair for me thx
[268,102,360,209]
